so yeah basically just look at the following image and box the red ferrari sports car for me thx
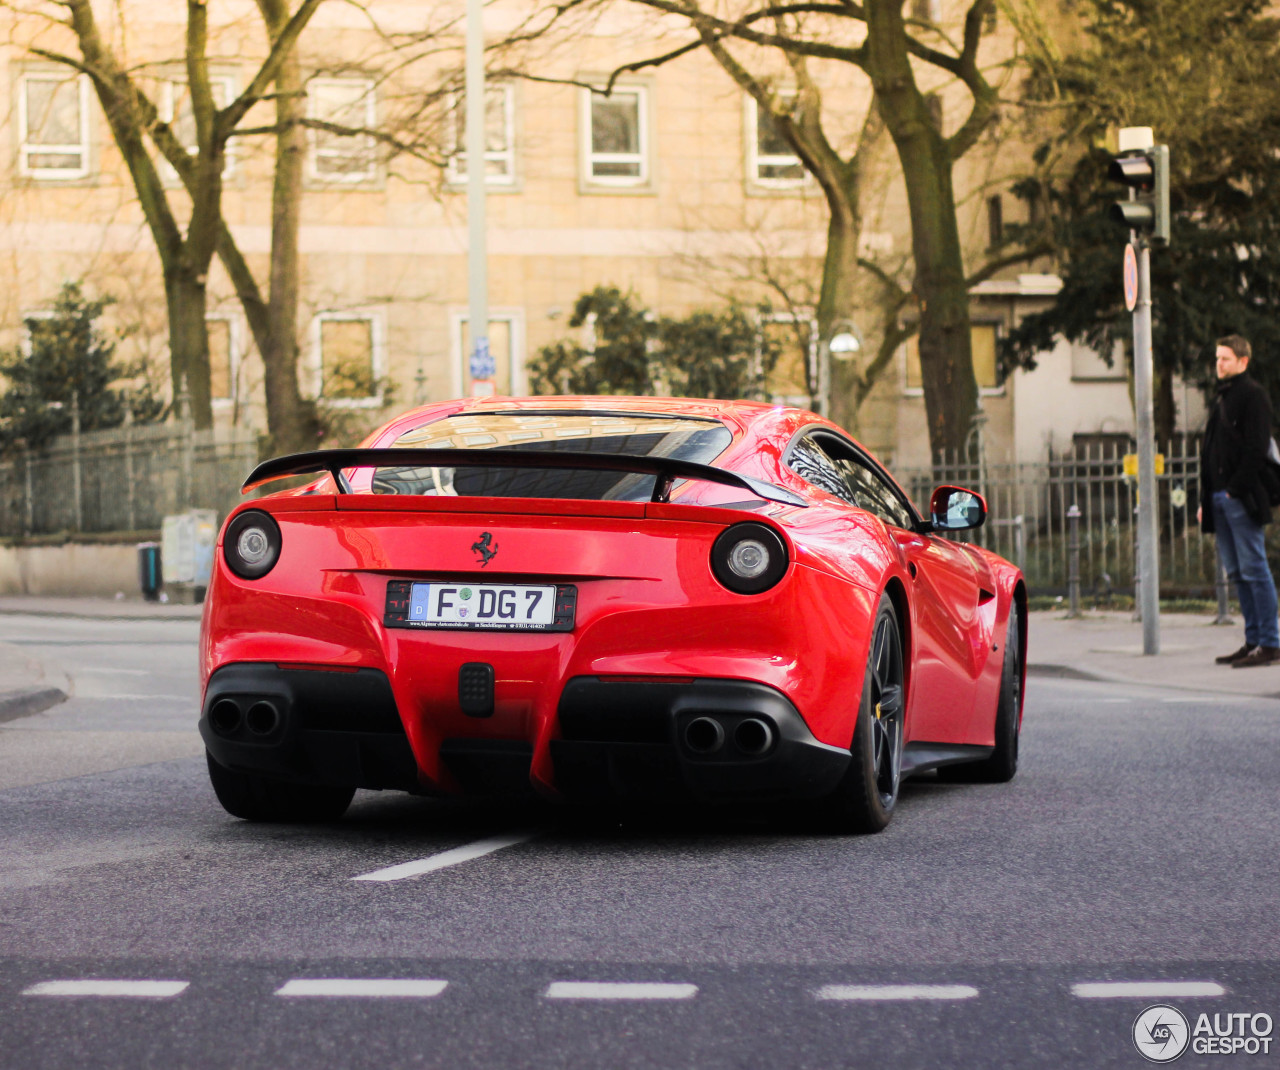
[200,396,1025,832]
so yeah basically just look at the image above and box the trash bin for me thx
[137,542,162,602]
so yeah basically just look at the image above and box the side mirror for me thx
[929,485,987,531]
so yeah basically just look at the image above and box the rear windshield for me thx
[372,411,732,500]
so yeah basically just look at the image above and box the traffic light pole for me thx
[1132,237,1161,654]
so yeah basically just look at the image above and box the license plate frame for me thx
[384,580,576,632]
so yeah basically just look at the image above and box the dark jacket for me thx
[1201,370,1275,531]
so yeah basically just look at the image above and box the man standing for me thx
[1200,334,1280,667]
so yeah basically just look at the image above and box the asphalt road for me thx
[0,612,1277,1069]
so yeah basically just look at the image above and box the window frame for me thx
[744,94,808,191]
[902,321,1006,397]
[307,77,377,184]
[579,84,650,189]
[758,309,818,406]
[18,72,91,181]
[448,308,527,398]
[445,82,516,188]
[206,313,242,408]
[158,74,238,184]
[309,310,386,407]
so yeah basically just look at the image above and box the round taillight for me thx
[224,510,282,580]
[711,522,788,594]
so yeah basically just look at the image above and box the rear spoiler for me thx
[242,448,809,508]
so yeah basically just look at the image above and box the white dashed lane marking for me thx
[22,980,189,998]
[1072,981,1227,998]
[815,985,979,1002]
[351,832,537,882]
[275,979,448,998]
[544,982,698,1001]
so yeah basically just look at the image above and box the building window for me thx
[746,96,805,188]
[19,310,55,357]
[905,324,1002,393]
[207,316,237,402]
[447,83,515,185]
[451,312,524,397]
[18,73,90,179]
[581,86,648,186]
[987,194,1004,248]
[308,79,376,182]
[760,311,817,405]
[1070,339,1126,381]
[313,313,383,402]
[160,76,237,181]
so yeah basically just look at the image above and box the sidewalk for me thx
[1028,609,1280,698]
[0,595,204,621]
[0,596,200,721]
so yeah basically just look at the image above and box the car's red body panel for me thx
[200,395,1026,805]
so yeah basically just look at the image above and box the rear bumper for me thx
[200,665,850,803]
[550,677,850,802]
[199,664,421,791]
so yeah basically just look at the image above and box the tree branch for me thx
[219,0,325,136]
[965,238,1055,289]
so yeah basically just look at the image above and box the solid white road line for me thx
[23,980,189,998]
[275,979,447,998]
[544,982,698,1001]
[1072,981,1226,998]
[351,832,536,882]
[815,984,979,1002]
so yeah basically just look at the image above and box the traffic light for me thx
[1108,144,1170,245]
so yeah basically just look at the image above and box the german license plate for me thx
[384,581,576,632]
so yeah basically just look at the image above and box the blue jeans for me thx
[1213,490,1280,647]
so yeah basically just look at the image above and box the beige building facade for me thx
[0,1,1189,474]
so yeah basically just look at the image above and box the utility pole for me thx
[1108,126,1170,655]
[465,0,493,397]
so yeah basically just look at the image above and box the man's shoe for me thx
[1216,643,1256,664]
[1232,645,1280,668]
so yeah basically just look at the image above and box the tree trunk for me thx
[817,198,862,431]
[166,268,212,425]
[864,0,978,463]
[258,0,320,456]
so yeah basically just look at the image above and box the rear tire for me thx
[206,751,355,822]
[829,593,904,833]
[939,602,1021,784]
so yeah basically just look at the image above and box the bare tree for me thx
[592,0,1051,459]
[14,0,323,431]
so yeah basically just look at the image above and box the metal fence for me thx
[0,419,259,537]
[0,422,1222,595]
[896,437,1217,595]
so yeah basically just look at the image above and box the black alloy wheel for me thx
[205,752,355,822]
[831,593,905,833]
[939,601,1022,784]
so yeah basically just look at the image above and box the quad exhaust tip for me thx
[684,716,725,754]
[245,700,281,736]
[683,715,777,756]
[209,699,242,737]
[734,717,775,756]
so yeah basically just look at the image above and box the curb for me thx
[0,686,67,724]
[1026,663,1105,682]
[1027,661,1280,701]
[0,607,203,622]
